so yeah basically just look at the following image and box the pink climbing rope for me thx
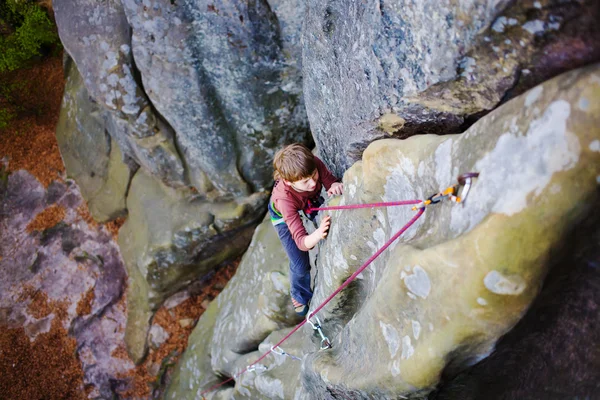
[306,199,422,213]
[199,203,425,398]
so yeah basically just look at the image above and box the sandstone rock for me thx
[164,291,190,310]
[400,0,600,137]
[120,169,268,363]
[303,0,600,176]
[299,64,600,398]
[165,215,301,398]
[432,211,600,400]
[168,65,600,398]
[53,0,186,187]
[178,318,194,329]
[56,59,132,223]
[120,0,310,196]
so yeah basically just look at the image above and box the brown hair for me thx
[273,143,316,182]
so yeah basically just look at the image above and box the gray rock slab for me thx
[121,0,310,196]
[303,0,600,176]
[53,0,186,186]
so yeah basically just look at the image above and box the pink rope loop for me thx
[199,206,425,397]
[307,199,421,213]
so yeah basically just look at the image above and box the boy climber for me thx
[269,143,343,316]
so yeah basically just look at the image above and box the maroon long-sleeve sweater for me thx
[271,157,338,251]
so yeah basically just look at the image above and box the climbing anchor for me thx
[412,172,479,210]
[306,314,332,350]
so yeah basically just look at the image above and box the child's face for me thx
[288,170,319,192]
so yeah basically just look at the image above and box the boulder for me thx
[56,58,132,223]
[119,169,269,363]
[432,210,600,399]
[53,0,187,187]
[303,0,600,176]
[120,0,309,196]
[168,65,600,398]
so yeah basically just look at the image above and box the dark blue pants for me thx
[268,202,312,305]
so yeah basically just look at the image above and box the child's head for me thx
[273,143,317,184]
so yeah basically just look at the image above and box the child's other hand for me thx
[317,215,331,239]
[327,182,343,197]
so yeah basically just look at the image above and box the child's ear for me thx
[282,180,291,186]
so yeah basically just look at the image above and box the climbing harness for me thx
[307,314,332,350]
[199,173,478,398]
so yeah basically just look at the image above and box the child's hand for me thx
[304,216,331,249]
[316,215,331,239]
[327,182,343,197]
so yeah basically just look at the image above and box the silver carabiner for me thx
[320,336,332,350]
[271,346,302,361]
[456,172,479,203]
[306,313,332,350]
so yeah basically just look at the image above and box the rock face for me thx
[431,211,600,400]
[303,0,600,176]
[53,0,186,187]
[121,0,308,196]
[54,0,311,362]
[0,170,133,398]
[119,168,268,362]
[165,215,301,399]
[56,58,133,223]
[54,0,309,194]
[167,65,600,399]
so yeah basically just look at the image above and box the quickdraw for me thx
[412,172,479,210]
[306,314,332,350]
[271,346,302,361]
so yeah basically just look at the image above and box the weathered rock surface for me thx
[121,0,309,196]
[0,170,133,398]
[303,0,600,176]
[431,209,600,400]
[54,0,310,195]
[167,65,600,399]
[119,168,269,362]
[53,0,186,187]
[165,214,304,399]
[56,58,133,223]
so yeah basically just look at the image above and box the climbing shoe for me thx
[292,298,309,316]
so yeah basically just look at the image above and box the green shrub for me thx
[0,0,60,73]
